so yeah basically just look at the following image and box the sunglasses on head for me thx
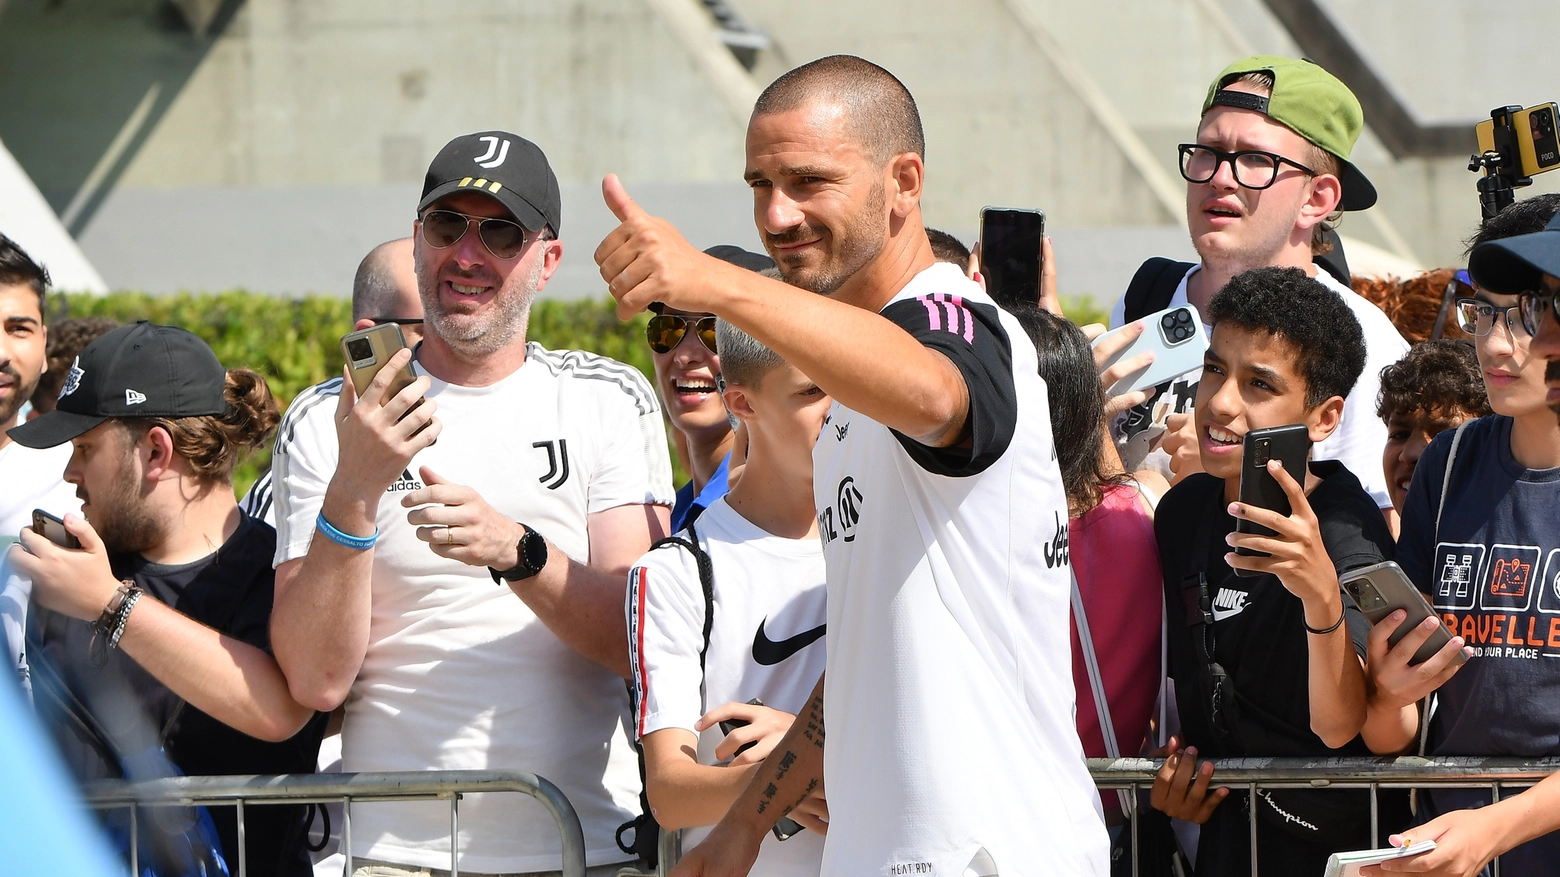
[419,209,535,260]
[646,314,717,354]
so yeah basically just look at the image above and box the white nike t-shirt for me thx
[1108,265,1407,508]
[628,497,827,877]
[815,263,1108,877]
[271,344,673,873]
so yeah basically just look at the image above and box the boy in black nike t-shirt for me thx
[1149,268,1402,876]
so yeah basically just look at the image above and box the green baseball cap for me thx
[1201,55,1377,211]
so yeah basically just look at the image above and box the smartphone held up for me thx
[342,324,419,402]
[1233,424,1310,576]
[978,207,1044,313]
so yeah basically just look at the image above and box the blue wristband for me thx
[316,512,378,551]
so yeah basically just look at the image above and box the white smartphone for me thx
[1324,840,1437,876]
[1091,305,1208,396]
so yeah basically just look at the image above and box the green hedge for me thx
[49,291,654,496]
[48,290,1107,498]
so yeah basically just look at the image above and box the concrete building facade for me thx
[1,0,1556,304]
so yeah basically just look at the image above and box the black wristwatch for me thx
[490,524,549,584]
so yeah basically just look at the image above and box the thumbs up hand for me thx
[595,174,724,320]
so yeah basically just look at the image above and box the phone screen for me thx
[979,208,1045,312]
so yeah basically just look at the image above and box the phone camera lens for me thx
[346,338,374,363]
[1161,314,1177,330]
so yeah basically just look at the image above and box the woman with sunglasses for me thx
[646,246,774,532]
[1358,194,1560,877]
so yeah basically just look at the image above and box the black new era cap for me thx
[9,321,228,449]
[417,131,561,235]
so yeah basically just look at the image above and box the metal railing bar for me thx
[82,771,585,877]
[1369,782,1379,847]
[1248,782,1258,877]
[1130,781,1140,877]
[344,794,352,877]
[450,793,460,877]
[236,796,247,877]
[1086,756,1560,784]
[128,802,137,877]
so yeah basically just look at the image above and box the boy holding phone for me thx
[1150,266,1402,876]
[629,320,828,876]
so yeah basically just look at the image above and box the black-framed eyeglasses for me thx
[1520,289,1560,336]
[419,209,535,260]
[1454,298,1528,338]
[645,314,717,354]
[1177,143,1319,190]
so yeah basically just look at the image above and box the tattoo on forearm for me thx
[800,693,825,750]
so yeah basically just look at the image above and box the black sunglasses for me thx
[1520,289,1560,337]
[1178,143,1318,190]
[419,209,535,260]
[646,314,717,354]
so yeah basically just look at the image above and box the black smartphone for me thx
[717,698,804,841]
[1340,561,1466,667]
[978,206,1045,313]
[1233,424,1311,576]
[32,509,81,549]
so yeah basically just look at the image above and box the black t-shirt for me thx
[28,515,327,877]
[1157,462,1396,876]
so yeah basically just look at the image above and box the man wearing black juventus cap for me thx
[268,133,673,875]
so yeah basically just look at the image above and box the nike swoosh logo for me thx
[751,618,826,666]
[1211,605,1245,622]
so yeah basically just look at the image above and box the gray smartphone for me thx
[1341,561,1465,667]
[1091,305,1209,396]
[1233,424,1311,576]
[341,323,417,401]
[32,509,80,549]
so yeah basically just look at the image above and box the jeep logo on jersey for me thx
[1043,511,1070,568]
[533,440,570,489]
[386,468,424,493]
[474,135,510,169]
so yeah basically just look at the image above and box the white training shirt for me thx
[628,497,828,877]
[270,343,674,873]
[1108,265,1408,508]
[0,439,78,697]
[814,262,1109,877]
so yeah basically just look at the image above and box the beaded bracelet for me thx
[316,512,379,551]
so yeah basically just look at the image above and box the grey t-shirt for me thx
[1398,414,1560,872]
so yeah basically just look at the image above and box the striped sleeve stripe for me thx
[527,345,659,415]
[275,377,344,450]
[629,566,651,739]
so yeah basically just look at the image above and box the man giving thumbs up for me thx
[596,56,1109,877]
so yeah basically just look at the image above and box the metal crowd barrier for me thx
[79,769,586,877]
[1089,756,1560,877]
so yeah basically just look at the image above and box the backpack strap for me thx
[1070,564,1133,815]
[1419,420,1470,761]
[646,520,716,673]
[1123,258,1196,323]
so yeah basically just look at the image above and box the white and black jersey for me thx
[814,263,1108,877]
[268,344,674,873]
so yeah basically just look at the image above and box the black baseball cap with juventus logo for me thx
[417,131,562,236]
[8,321,229,449]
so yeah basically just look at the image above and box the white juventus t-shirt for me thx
[271,343,674,874]
[1108,265,1407,508]
[628,497,827,877]
[814,263,1108,877]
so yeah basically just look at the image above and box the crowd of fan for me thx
[4,50,1560,877]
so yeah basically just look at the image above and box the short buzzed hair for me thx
[352,238,414,321]
[715,318,785,389]
[752,55,925,163]
[926,228,970,266]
